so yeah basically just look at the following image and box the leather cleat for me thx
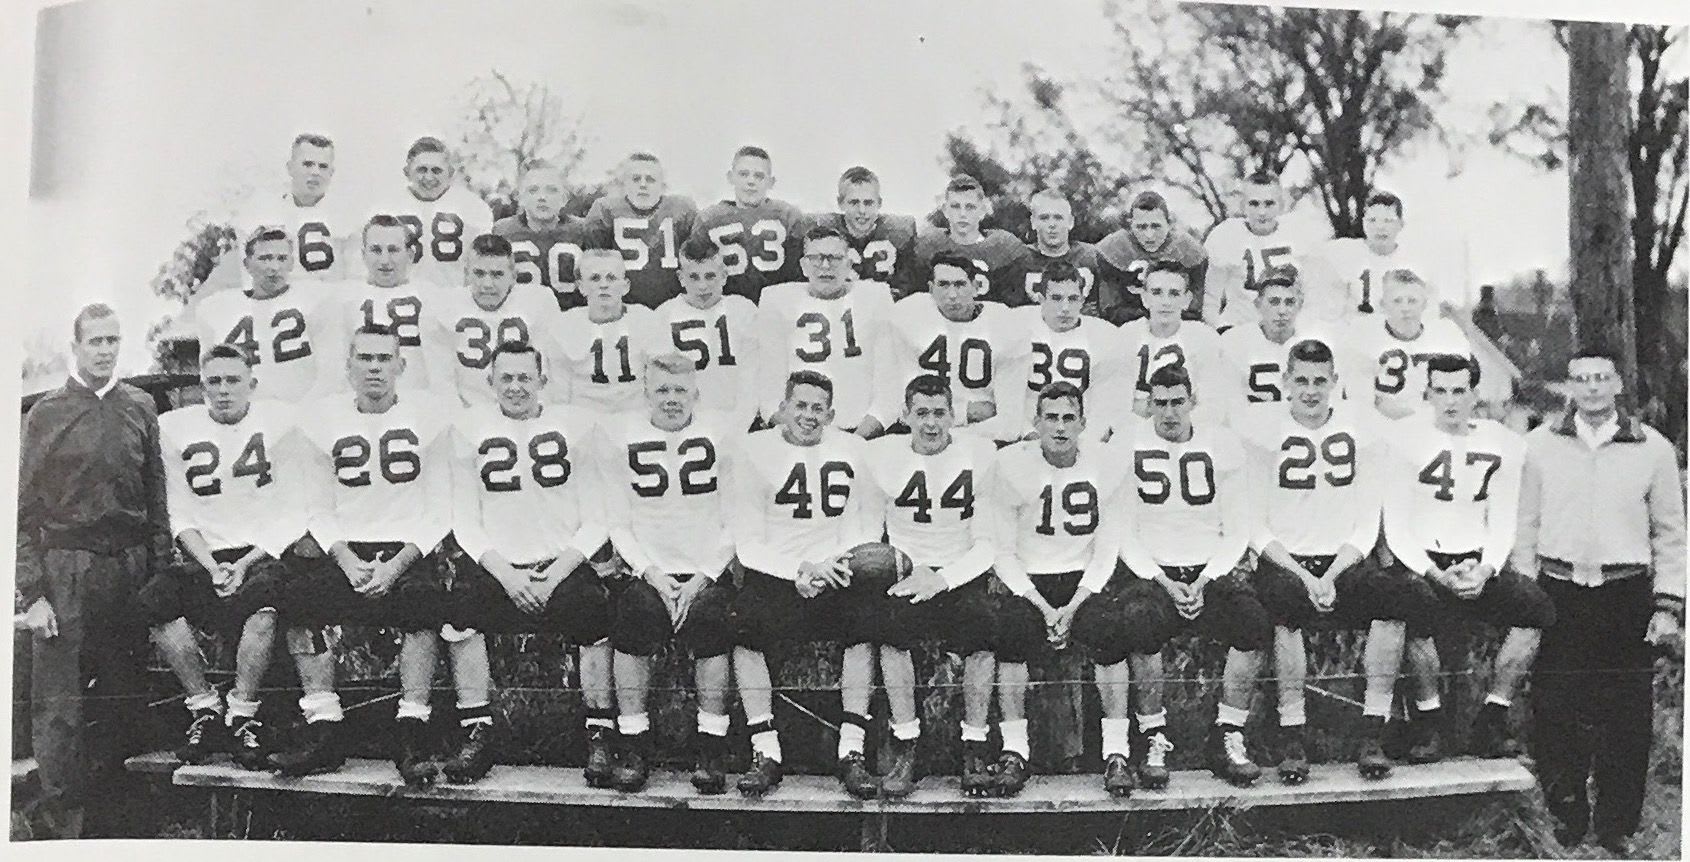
[1104,753,1136,798]
[1468,704,1523,758]
[960,741,996,798]
[881,737,918,799]
[691,734,730,795]
[584,725,618,789]
[1135,728,1174,790]
[1356,716,1393,780]
[611,733,652,793]
[177,709,225,765]
[838,751,880,800]
[229,717,270,771]
[442,720,497,783]
[1406,708,1444,764]
[737,751,784,797]
[1276,725,1310,785]
[993,750,1031,798]
[394,717,439,787]
[1207,724,1262,787]
[269,719,346,777]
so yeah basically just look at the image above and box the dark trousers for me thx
[1531,573,1656,843]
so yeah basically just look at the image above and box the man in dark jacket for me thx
[16,303,171,838]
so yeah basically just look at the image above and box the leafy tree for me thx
[453,70,590,220]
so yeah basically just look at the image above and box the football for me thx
[845,542,913,587]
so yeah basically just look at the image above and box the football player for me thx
[271,324,454,783]
[877,254,1022,435]
[1096,191,1209,325]
[594,355,740,793]
[584,152,699,308]
[1383,355,1553,762]
[807,165,919,286]
[861,374,1001,797]
[196,227,329,402]
[753,225,896,435]
[141,345,313,769]
[692,145,807,302]
[988,381,1155,798]
[1216,270,1349,410]
[1239,339,1430,783]
[1013,189,1104,312]
[1349,269,1473,421]
[1001,262,1131,443]
[1120,262,1230,421]
[1120,365,1268,789]
[322,215,454,396]
[1311,191,1440,320]
[448,341,610,786]
[429,234,564,408]
[907,175,1032,303]
[374,136,495,287]
[725,370,884,797]
[655,237,760,430]
[1202,172,1326,331]
[553,250,668,414]
[492,159,592,309]
[205,133,354,291]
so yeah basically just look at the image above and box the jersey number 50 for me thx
[1135,450,1215,505]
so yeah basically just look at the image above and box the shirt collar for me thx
[1553,407,1646,444]
[69,373,118,400]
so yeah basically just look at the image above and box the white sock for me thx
[299,692,343,724]
[960,722,990,743]
[999,719,1030,759]
[1278,701,1307,727]
[1416,695,1442,713]
[1485,693,1512,709]
[1215,703,1250,728]
[751,728,783,761]
[1101,717,1132,759]
[585,715,615,730]
[1137,710,1168,732]
[1363,690,1392,718]
[185,690,223,714]
[838,722,867,758]
[890,719,920,742]
[618,712,650,737]
[396,699,432,722]
[697,712,730,737]
[225,694,261,723]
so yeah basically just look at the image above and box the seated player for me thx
[447,341,610,785]
[725,370,883,797]
[142,345,312,768]
[584,151,699,309]
[1216,269,1349,409]
[492,159,592,308]
[861,374,1001,798]
[554,249,668,414]
[429,233,563,408]
[373,136,494,288]
[1383,355,1554,762]
[987,381,1154,798]
[1121,365,1268,788]
[1202,171,1325,332]
[321,214,453,397]
[907,175,1031,303]
[196,226,331,403]
[1348,269,1473,421]
[753,226,896,436]
[998,261,1131,443]
[594,354,740,793]
[692,145,807,302]
[1014,189,1103,312]
[807,166,919,288]
[1096,190,1209,325]
[1239,339,1430,782]
[272,324,453,785]
[877,254,1022,435]
[655,237,760,430]
[1120,261,1230,421]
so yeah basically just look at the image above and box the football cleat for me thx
[393,717,438,787]
[737,751,784,797]
[442,720,496,784]
[690,734,730,795]
[1135,728,1174,790]
[960,741,996,798]
[1406,708,1444,764]
[611,734,652,793]
[1207,725,1262,787]
[230,717,269,771]
[992,750,1031,798]
[584,725,618,789]
[177,709,225,765]
[269,720,346,777]
[1468,704,1523,758]
[837,751,879,800]
[881,737,918,799]
[1276,725,1310,785]
[1356,716,1393,780]
[1104,753,1136,798]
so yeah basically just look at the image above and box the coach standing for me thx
[1515,349,1686,855]
[16,303,171,838]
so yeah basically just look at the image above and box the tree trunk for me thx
[1567,23,1640,394]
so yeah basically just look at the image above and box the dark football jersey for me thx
[806,212,920,286]
[492,212,594,311]
[907,229,1032,304]
[691,198,807,302]
[1013,242,1105,314]
[584,194,699,310]
[1095,227,1208,324]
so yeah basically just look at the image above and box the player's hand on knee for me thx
[23,598,58,639]
[887,566,945,603]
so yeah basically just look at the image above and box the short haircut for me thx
[1129,190,1170,219]
[577,248,627,272]
[244,225,292,258]
[1036,380,1085,418]
[1244,170,1282,188]
[733,145,772,165]
[490,340,543,373]
[804,224,846,248]
[928,253,975,283]
[72,303,117,342]
[1029,188,1071,212]
[1147,364,1194,394]
[1426,353,1480,387]
[519,158,562,179]
[201,342,255,369]
[469,233,513,259]
[838,165,880,190]
[784,369,834,406]
[1257,265,1302,293]
[1570,347,1621,367]
[1286,338,1335,371]
[945,175,985,196]
[405,136,449,163]
[646,352,696,378]
[350,322,401,352]
[292,133,334,151]
[363,213,416,247]
[624,151,661,166]
[903,373,953,409]
[679,235,721,264]
[1382,268,1428,293]
[1366,190,1404,218]
[1145,259,1190,284]
[1041,260,1084,291]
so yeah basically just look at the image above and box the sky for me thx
[8,0,1687,376]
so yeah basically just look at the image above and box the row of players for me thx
[200,215,1468,446]
[130,302,1543,799]
[221,133,1432,329]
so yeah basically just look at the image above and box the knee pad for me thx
[610,583,672,657]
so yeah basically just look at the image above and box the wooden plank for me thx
[125,751,183,775]
[147,755,1535,814]
[12,758,38,786]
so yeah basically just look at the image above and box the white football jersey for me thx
[753,280,896,430]
[301,394,452,551]
[1237,400,1384,558]
[879,295,1023,431]
[1216,322,1355,408]
[1383,415,1524,575]
[1119,318,1231,418]
[451,403,603,567]
[597,410,737,579]
[1346,316,1473,420]
[1121,423,1253,574]
[554,305,668,415]
[990,439,1130,596]
[195,284,332,403]
[1315,236,1443,320]
[429,285,565,408]
[727,427,881,579]
[204,188,361,292]
[159,400,310,557]
[653,295,760,429]
[320,278,456,396]
[1002,310,1131,442]
[365,185,494,287]
[1202,218,1325,330]
[865,433,998,587]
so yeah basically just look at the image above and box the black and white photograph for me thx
[5,0,1687,856]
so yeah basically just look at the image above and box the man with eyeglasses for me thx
[1515,349,1686,855]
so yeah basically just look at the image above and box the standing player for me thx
[196,227,330,403]
[878,254,1022,435]
[1202,172,1326,331]
[141,345,311,769]
[753,226,896,435]
[1121,365,1268,789]
[1383,355,1554,763]
[553,250,667,415]
[1216,271,1349,410]
[1312,191,1439,320]
[692,145,807,302]
[726,371,884,797]
[1001,262,1132,443]
[862,374,1001,797]
[1349,269,1473,421]
[374,136,495,288]
[1239,340,1427,783]
[1014,190,1104,314]
[585,152,699,309]
[492,159,592,309]
[1120,262,1231,421]
[448,341,610,786]
[429,234,564,408]
[988,381,1153,798]
[206,133,355,291]
[323,215,454,397]
[1096,191,1209,325]
[907,176,1032,303]
[655,237,761,430]
[594,355,740,793]
[807,166,919,287]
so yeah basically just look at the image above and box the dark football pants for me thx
[1532,573,1656,843]
[29,546,151,818]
